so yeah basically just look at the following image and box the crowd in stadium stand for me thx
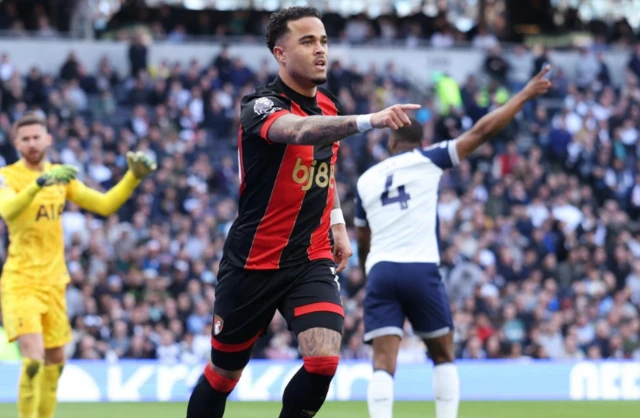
[2,0,640,47]
[1,32,640,364]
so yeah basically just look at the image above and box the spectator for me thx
[507,45,532,92]
[627,43,640,80]
[60,52,80,81]
[484,45,509,85]
[128,31,148,78]
[575,46,600,91]
[472,25,498,51]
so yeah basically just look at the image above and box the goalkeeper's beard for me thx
[23,149,47,167]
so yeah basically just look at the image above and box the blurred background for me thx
[0,0,639,405]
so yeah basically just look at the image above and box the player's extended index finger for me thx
[397,104,421,110]
[535,64,551,80]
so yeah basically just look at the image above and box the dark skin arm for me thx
[356,225,371,279]
[455,65,552,160]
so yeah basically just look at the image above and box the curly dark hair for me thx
[265,6,322,53]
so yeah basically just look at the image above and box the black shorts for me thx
[210,258,344,370]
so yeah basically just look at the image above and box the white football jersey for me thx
[355,140,460,274]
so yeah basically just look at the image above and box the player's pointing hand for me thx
[522,65,553,100]
[370,104,421,130]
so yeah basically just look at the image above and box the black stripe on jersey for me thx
[223,139,288,267]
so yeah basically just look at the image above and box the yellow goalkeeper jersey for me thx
[0,160,140,287]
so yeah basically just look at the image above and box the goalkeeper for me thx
[0,112,156,418]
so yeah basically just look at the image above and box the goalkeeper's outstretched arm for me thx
[67,171,140,217]
[67,152,156,217]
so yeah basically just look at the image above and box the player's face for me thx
[14,124,51,166]
[280,17,328,86]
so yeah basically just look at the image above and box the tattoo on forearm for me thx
[298,327,342,357]
[269,115,359,146]
[333,187,341,209]
[296,116,359,146]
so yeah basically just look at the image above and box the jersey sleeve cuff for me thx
[354,217,368,227]
[259,109,290,144]
[448,140,461,167]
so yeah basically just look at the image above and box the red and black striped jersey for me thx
[223,77,344,270]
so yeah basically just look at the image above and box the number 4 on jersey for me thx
[380,174,411,209]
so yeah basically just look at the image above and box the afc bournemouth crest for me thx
[214,315,224,336]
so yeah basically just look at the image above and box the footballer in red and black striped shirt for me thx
[226,77,344,270]
[187,7,420,418]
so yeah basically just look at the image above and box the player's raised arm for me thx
[67,151,156,217]
[454,65,552,160]
[267,103,421,146]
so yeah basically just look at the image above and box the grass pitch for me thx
[0,401,637,417]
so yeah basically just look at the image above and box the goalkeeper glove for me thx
[126,151,157,179]
[36,165,78,187]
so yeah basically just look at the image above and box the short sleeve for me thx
[354,186,368,227]
[419,140,460,170]
[240,95,291,144]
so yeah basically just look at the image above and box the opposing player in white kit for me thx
[355,66,552,418]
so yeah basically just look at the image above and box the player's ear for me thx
[46,133,53,147]
[273,46,285,64]
[388,136,397,152]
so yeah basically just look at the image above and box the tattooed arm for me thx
[266,103,421,146]
[268,114,359,146]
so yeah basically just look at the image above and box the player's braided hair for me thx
[265,6,322,54]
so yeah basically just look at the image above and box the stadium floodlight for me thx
[422,0,439,17]
[263,0,281,11]
[184,0,205,10]
[214,0,251,10]
[395,0,418,17]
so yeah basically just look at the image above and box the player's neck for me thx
[390,144,419,156]
[21,158,46,172]
[278,71,317,98]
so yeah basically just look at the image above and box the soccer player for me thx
[0,112,156,418]
[186,6,419,418]
[356,67,552,418]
